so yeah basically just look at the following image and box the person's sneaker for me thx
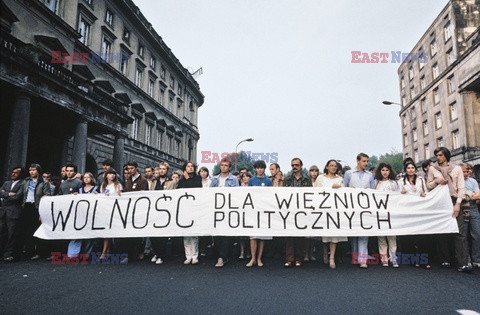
[392,263,399,268]
[191,259,199,265]
[3,256,14,261]
[30,254,41,260]
[215,258,224,268]
[150,255,158,263]
[184,259,192,265]
[441,262,451,268]
[360,263,368,269]
[472,262,480,268]
[120,257,128,264]
[457,265,473,272]
[382,263,389,267]
[155,258,163,265]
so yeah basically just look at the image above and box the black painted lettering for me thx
[242,211,253,228]
[229,211,240,228]
[344,211,355,229]
[311,212,324,229]
[377,211,392,229]
[91,200,105,230]
[318,192,331,209]
[334,193,348,209]
[215,193,226,209]
[109,198,132,229]
[303,192,315,210]
[275,193,293,210]
[360,211,373,229]
[74,200,89,231]
[51,200,73,231]
[214,211,225,228]
[294,211,307,229]
[279,211,290,229]
[132,197,151,229]
[373,194,389,210]
[265,211,275,228]
[153,195,172,228]
[357,192,370,209]
[326,212,340,229]
[176,193,195,228]
[243,193,254,209]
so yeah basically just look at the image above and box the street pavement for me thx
[1,256,479,314]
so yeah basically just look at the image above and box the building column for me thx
[4,92,31,179]
[113,133,125,172]
[72,118,88,174]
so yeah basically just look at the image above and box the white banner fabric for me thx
[34,185,458,239]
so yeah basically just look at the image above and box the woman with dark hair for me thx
[374,163,400,267]
[398,161,430,268]
[67,172,97,258]
[99,169,122,260]
[237,171,252,259]
[177,161,202,265]
[315,159,346,269]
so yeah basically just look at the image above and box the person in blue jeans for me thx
[343,153,375,269]
[462,163,480,268]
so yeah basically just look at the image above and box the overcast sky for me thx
[137,0,448,171]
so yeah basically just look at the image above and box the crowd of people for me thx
[0,146,479,273]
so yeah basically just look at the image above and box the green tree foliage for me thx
[367,149,404,174]
[212,151,255,176]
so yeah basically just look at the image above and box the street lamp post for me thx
[234,138,254,172]
[383,100,413,160]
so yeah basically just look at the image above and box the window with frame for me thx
[432,63,439,79]
[120,52,129,75]
[78,18,90,45]
[145,124,151,146]
[169,75,175,89]
[168,96,174,112]
[424,145,430,159]
[421,98,427,113]
[105,9,114,26]
[156,130,163,150]
[84,0,92,5]
[410,86,415,99]
[410,106,416,120]
[446,48,455,66]
[414,149,419,163]
[444,21,452,41]
[423,120,429,136]
[433,87,440,104]
[419,51,427,69]
[420,76,426,90]
[401,76,405,89]
[135,68,143,87]
[402,95,407,107]
[447,75,455,94]
[160,67,166,80]
[123,29,130,43]
[437,137,444,147]
[409,66,414,80]
[148,79,155,97]
[45,0,58,13]
[131,118,138,140]
[101,37,112,62]
[430,39,437,56]
[413,128,418,142]
[159,88,165,105]
[138,45,144,58]
[449,102,458,121]
[178,85,183,97]
[403,134,408,147]
[435,112,442,129]
[452,130,460,149]
[402,114,407,127]
[150,57,156,70]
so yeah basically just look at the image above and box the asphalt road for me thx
[1,257,479,315]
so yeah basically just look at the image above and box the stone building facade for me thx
[0,0,204,180]
[397,0,480,168]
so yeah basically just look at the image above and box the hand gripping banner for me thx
[34,185,458,239]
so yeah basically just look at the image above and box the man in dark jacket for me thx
[0,166,25,261]
[20,163,51,259]
[119,161,149,263]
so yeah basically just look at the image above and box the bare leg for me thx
[329,242,337,269]
[239,239,245,259]
[247,239,257,266]
[323,243,329,264]
[257,240,265,266]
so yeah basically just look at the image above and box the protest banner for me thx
[34,185,457,239]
